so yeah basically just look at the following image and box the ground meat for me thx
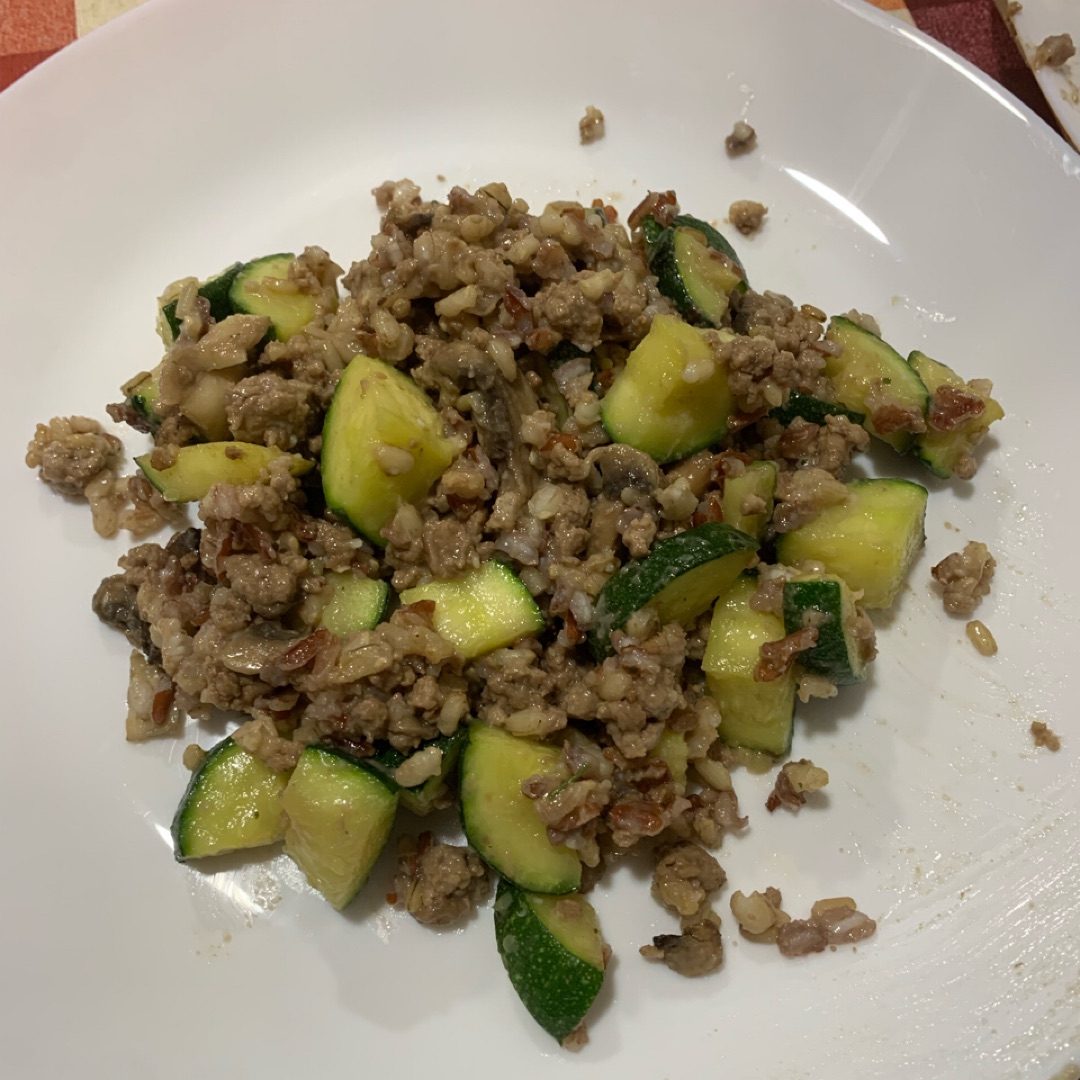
[1031,721,1061,752]
[230,716,302,771]
[578,105,605,145]
[226,372,312,448]
[728,199,767,236]
[651,841,726,918]
[756,628,818,683]
[732,889,875,955]
[394,833,490,926]
[25,415,122,496]
[1034,33,1075,69]
[640,910,724,977]
[724,120,757,156]
[932,540,995,615]
[776,918,828,957]
[765,758,830,812]
[771,467,850,533]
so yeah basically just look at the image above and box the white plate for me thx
[1002,0,1080,148]
[1,1,1078,1077]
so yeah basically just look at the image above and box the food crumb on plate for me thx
[1033,33,1076,70]
[965,619,997,656]
[1030,720,1061,752]
[724,119,757,155]
[579,105,605,144]
[728,199,768,236]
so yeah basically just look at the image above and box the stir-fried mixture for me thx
[25,179,1003,1049]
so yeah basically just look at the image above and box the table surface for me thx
[0,0,1066,135]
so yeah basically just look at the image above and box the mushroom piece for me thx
[586,444,663,502]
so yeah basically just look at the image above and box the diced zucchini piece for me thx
[125,367,164,432]
[600,314,737,464]
[493,878,606,1045]
[782,574,873,685]
[135,441,313,502]
[720,460,777,541]
[649,221,745,327]
[229,254,320,343]
[824,317,930,452]
[170,736,288,861]
[368,730,468,815]
[703,575,795,757]
[909,351,1004,479]
[321,353,456,545]
[459,722,582,894]
[317,572,390,636]
[280,745,398,910]
[399,559,544,659]
[590,521,758,658]
[768,390,865,428]
[774,477,928,609]
[159,263,243,344]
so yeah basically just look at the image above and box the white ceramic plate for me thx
[1002,0,1080,148]
[1,1,1078,1077]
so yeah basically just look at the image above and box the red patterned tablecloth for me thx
[0,0,1062,134]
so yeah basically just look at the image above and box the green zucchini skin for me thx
[317,573,390,637]
[229,254,318,343]
[824,317,930,453]
[171,736,289,861]
[589,522,759,659]
[160,263,243,342]
[648,222,746,327]
[493,877,606,1045]
[782,574,871,685]
[768,390,865,428]
[671,214,746,276]
[459,722,582,895]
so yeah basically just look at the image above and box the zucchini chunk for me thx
[600,313,737,464]
[135,441,313,502]
[824,316,930,452]
[170,737,288,861]
[280,745,399,910]
[158,262,243,344]
[321,354,457,545]
[648,217,746,327]
[720,460,777,541]
[368,730,467,816]
[908,350,1004,479]
[493,878,606,1045]
[768,389,865,428]
[228,254,320,343]
[782,573,873,685]
[316,572,390,637]
[399,559,545,659]
[649,728,689,796]
[589,521,758,659]
[774,477,928,609]
[124,367,165,432]
[702,575,796,757]
[459,722,582,894]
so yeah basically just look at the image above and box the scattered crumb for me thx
[725,120,757,156]
[579,105,605,145]
[182,743,207,771]
[1033,33,1075,70]
[1030,721,1061,752]
[931,541,996,615]
[965,619,998,656]
[1006,1,1022,16]
[728,199,768,236]
[766,759,829,813]
[436,173,446,183]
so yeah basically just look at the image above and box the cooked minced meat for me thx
[731,890,875,956]
[651,841,726,918]
[640,911,724,976]
[1030,721,1061,752]
[728,199,767,236]
[394,833,490,926]
[579,105,606,145]
[1034,33,1075,69]
[765,758,830,812]
[932,540,995,615]
[724,120,757,156]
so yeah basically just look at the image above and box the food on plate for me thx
[931,540,996,615]
[1030,721,1061,751]
[965,619,998,656]
[25,176,1004,1048]
[728,199,768,236]
[724,119,757,155]
[1033,33,1075,70]
[578,104,605,144]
